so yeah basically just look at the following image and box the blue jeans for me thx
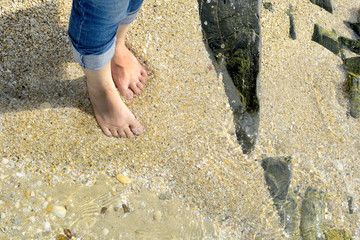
[68,0,144,70]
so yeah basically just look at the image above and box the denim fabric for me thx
[68,0,143,70]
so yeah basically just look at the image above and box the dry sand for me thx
[0,0,359,239]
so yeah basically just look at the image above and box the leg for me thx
[84,62,143,138]
[111,24,148,100]
[68,0,144,138]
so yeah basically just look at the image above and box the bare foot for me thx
[84,64,143,138]
[111,43,147,100]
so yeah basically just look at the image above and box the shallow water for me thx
[1,0,360,239]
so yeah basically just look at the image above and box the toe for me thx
[136,81,144,90]
[130,82,141,95]
[102,127,113,137]
[140,68,148,78]
[118,129,127,138]
[130,124,143,135]
[124,128,134,138]
[109,128,120,138]
[139,75,146,83]
[118,85,134,100]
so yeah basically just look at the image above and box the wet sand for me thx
[0,0,359,239]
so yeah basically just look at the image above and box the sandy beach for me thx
[0,0,359,239]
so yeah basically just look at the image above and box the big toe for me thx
[130,122,143,135]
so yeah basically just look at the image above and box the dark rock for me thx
[262,156,299,237]
[312,24,339,54]
[310,0,333,13]
[283,191,300,239]
[347,196,353,214]
[263,2,274,12]
[234,106,259,154]
[287,5,297,40]
[198,0,261,153]
[339,36,360,54]
[348,72,360,118]
[344,57,360,75]
[300,187,325,240]
[261,156,292,210]
[344,21,360,37]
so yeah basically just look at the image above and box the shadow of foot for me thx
[0,1,92,115]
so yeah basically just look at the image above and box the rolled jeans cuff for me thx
[120,8,140,25]
[72,41,115,71]
[71,8,140,70]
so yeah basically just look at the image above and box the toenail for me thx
[126,94,132,99]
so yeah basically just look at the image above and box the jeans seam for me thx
[75,0,85,53]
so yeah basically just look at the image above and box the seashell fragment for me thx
[52,205,66,218]
[56,234,67,240]
[116,174,131,184]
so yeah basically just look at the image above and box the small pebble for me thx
[15,201,20,209]
[25,189,31,197]
[44,222,51,231]
[37,197,45,205]
[153,211,162,220]
[45,203,52,212]
[29,216,35,223]
[100,207,108,214]
[103,228,109,236]
[1,213,5,219]
[64,229,72,238]
[116,174,131,184]
[22,208,31,216]
[52,206,66,218]
[1,158,8,164]
[114,207,119,212]
[56,234,68,240]
[122,204,130,213]
[39,102,51,109]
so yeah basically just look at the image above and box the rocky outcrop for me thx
[198,0,261,153]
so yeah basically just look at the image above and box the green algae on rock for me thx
[310,0,333,13]
[339,37,360,54]
[300,187,325,240]
[198,0,261,153]
[344,57,360,74]
[324,229,352,240]
[348,72,360,118]
[261,156,300,238]
[343,57,360,75]
[312,24,339,54]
